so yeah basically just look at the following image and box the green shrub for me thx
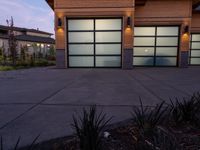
[0,66,15,71]
[169,93,200,127]
[72,105,112,150]
[132,100,168,137]
[34,59,48,66]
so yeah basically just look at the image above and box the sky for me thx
[0,0,54,35]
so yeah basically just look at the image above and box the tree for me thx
[48,45,56,60]
[20,45,28,62]
[1,43,7,65]
[6,17,17,66]
[31,43,38,60]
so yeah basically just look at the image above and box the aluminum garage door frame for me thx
[66,18,123,68]
[190,33,200,65]
[133,26,180,67]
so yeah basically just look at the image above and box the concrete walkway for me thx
[0,67,200,149]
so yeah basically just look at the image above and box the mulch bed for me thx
[20,120,200,150]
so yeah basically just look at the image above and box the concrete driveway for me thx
[0,67,200,149]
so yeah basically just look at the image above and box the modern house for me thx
[0,25,55,57]
[46,0,200,68]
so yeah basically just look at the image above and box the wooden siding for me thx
[191,12,200,33]
[55,0,134,9]
[135,0,192,22]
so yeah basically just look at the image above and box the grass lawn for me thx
[0,61,55,71]
[0,66,27,71]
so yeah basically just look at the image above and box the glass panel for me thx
[96,32,121,42]
[96,56,121,67]
[157,37,178,46]
[134,27,155,36]
[134,47,154,56]
[96,19,121,30]
[69,56,94,67]
[191,58,200,65]
[68,20,94,31]
[156,47,178,56]
[191,42,200,49]
[157,27,179,36]
[68,32,94,43]
[156,57,177,66]
[96,44,121,55]
[133,57,154,66]
[134,37,155,46]
[68,44,94,55]
[192,34,200,41]
[191,50,200,57]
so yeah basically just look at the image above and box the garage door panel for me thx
[157,27,179,36]
[68,19,94,31]
[68,32,94,43]
[68,44,94,55]
[96,19,122,30]
[69,56,94,67]
[156,57,177,66]
[191,42,200,49]
[133,57,154,66]
[96,56,121,67]
[96,32,121,43]
[191,58,200,65]
[96,44,121,55]
[156,37,178,46]
[134,37,155,46]
[191,35,200,41]
[191,50,200,57]
[156,47,178,56]
[134,47,155,56]
[134,27,155,36]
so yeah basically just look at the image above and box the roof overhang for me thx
[193,0,200,9]
[135,0,147,6]
[46,0,54,10]
[46,0,200,10]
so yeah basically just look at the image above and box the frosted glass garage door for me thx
[133,26,179,66]
[67,18,122,67]
[190,34,200,65]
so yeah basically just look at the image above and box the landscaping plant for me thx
[169,93,200,127]
[6,17,17,66]
[72,106,112,150]
[0,135,40,150]
[132,100,168,137]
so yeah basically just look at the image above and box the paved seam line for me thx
[0,86,67,130]
[137,70,191,97]
[127,71,165,102]
[0,70,92,130]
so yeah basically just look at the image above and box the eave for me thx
[193,0,200,9]
[135,0,147,6]
[45,0,200,10]
[46,0,54,10]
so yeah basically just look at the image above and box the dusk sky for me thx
[0,0,54,36]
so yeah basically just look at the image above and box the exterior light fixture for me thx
[184,25,189,34]
[127,17,131,28]
[58,18,62,27]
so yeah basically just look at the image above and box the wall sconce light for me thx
[184,25,189,34]
[58,18,62,27]
[127,17,131,28]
